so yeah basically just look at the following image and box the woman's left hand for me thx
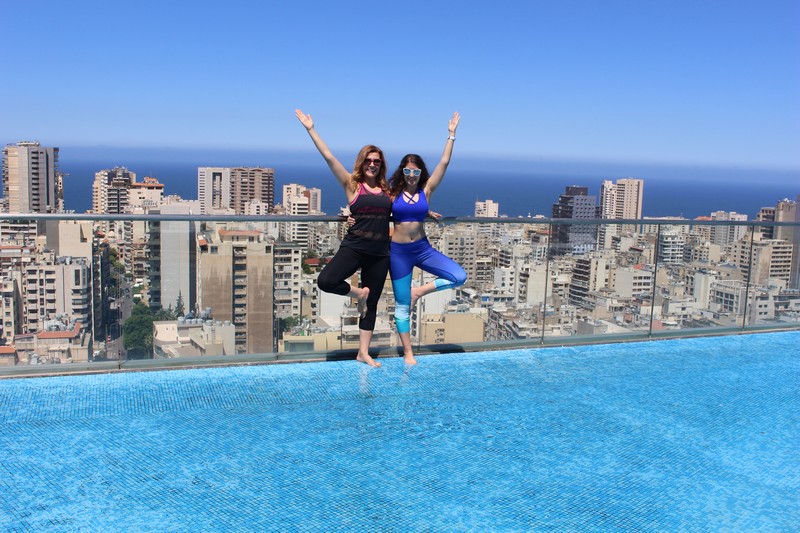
[448,112,461,135]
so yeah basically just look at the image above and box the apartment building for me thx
[280,184,321,247]
[197,226,273,354]
[198,166,275,215]
[1,141,61,214]
[657,227,686,264]
[732,234,794,287]
[709,211,748,248]
[551,186,599,255]
[1,247,83,335]
[568,252,613,308]
[439,225,478,288]
[147,200,200,314]
[274,242,303,319]
[599,178,644,246]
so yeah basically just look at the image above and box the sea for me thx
[29,146,800,219]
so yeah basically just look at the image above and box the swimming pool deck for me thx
[1,331,798,531]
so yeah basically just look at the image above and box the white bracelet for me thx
[447,135,456,141]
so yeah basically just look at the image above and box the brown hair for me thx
[389,154,430,199]
[351,145,388,192]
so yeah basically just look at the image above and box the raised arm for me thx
[295,109,352,192]
[424,112,461,199]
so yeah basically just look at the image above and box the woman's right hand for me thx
[295,109,314,130]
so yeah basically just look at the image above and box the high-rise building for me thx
[0,276,22,346]
[733,233,794,287]
[147,200,200,315]
[474,199,500,237]
[475,199,499,218]
[92,166,137,247]
[440,226,477,288]
[274,243,304,319]
[757,206,776,239]
[568,251,612,308]
[305,187,323,214]
[757,198,799,288]
[197,225,274,354]
[599,178,644,247]
[197,167,231,214]
[197,166,275,215]
[0,247,91,336]
[551,186,599,255]
[774,199,798,241]
[231,167,275,215]
[129,177,165,209]
[658,226,687,265]
[92,166,136,215]
[778,197,800,288]
[1,141,62,214]
[612,178,644,219]
[281,184,321,247]
[709,211,748,247]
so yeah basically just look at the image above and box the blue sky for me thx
[2,0,799,171]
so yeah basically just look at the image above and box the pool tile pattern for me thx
[1,331,798,531]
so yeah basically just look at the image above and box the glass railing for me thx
[0,213,798,376]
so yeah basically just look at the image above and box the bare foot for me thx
[403,352,417,366]
[357,287,370,318]
[356,352,381,367]
[410,286,423,310]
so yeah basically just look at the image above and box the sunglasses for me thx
[364,158,382,166]
[403,168,422,177]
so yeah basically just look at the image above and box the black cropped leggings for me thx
[317,246,390,331]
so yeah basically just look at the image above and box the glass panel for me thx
[1,214,799,377]
[544,220,651,342]
[744,222,800,327]
[650,221,745,334]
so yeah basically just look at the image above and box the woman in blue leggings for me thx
[388,112,466,365]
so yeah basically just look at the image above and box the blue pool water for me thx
[1,332,798,531]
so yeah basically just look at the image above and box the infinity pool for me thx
[1,331,798,531]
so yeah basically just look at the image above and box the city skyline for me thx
[2,137,799,367]
[2,138,797,222]
[2,1,799,172]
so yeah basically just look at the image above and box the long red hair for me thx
[351,145,388,192]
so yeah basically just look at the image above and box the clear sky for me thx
[2,0,799,171]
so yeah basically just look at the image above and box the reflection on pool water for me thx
[1,331,798,531]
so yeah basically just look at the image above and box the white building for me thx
[658,227,686,264]
[281,184,318,247]
[613,266,653,298]
[475,199,499,218]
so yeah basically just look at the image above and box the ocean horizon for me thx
[5,146,799,219]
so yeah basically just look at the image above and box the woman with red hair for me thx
[296,109,392,367]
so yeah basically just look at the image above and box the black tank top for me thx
[342,182,391,255]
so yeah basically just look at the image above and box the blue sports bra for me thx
[392,189,429,223]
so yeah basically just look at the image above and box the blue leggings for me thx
[390,238,467,334]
